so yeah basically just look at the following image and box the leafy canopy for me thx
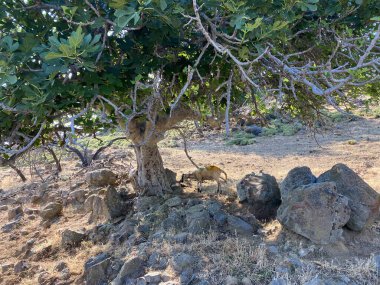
[0,0,379,158]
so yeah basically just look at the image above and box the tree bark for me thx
[133,144,172,196]
[8,163,27,182]
[127,104,200,196]
[45,146,62,172]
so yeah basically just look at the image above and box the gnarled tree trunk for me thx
[127,104,200,196]
[134,144,171,196]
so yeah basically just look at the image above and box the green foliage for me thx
[43,26,102,71]
[0,0,379,162]
[0,36,19,85]
[226,131,256,145]
[262,119,302,136]
[80,132,131,150]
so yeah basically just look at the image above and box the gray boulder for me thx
[61,229,86,248]
[305,275,354,285]
[277,182,351,244]
[85,194,109,223]
[186,205,211,234]
[317,163,380,231]
[68,189,87,203]
[165,196,183,207]
[86,168,118,187]
[104,187,133,219]
[40,202,63,220]
[84,253,111,285]
[14,260,29,273]
[8,205,23,221]
[280,166,316,198]
[244,125,262,135]
[270,278,288,285]
[226,215,254,236]
[1,220,20,233]
[111,256,145,285]
[237,172,281,220]
[171,253,195,273]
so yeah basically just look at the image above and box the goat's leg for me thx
[197,181,202,193]
[217,180,221,195]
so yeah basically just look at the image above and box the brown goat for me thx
[181,165,227,194]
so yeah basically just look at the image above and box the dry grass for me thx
[146,229,379,285]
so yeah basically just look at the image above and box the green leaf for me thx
[160,0,168,11]
[370,16,380,21]
[110,0,127,9]
[62,5,78,16]
[20,34,39,52]
[58,44,73,56]
[90,34,101,45]
[355,0,363,4]
[115,9,129,18]
[48,36,61,48]
[83,34,92,45]
[238,46,249,60]
[68,26,84,49]
[306,4,318,11]
[272,21,288,31]
[7,75,17,84]
[45,52,63,60]
[133,12,140,25]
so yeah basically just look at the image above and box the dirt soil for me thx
[163,117,380,194]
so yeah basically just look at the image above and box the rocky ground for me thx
[0,116,380,285]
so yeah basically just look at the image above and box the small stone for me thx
[111,256,145,284]
[136,278,147,285]
[270,278,288,285]
[304,276,324,285]
[84,253,111,285]
[226,215,254,236]
[69,189,87,203]
[173,232,189,244]
[171,253,195,273]
[61,229,86,248]
[31,195,42,204]
[225,275,239,285]
[147,252,167,270]
[2,263,14,273]
[0,205,8,211]
[268,245,279,254]
[86,169,118,187]
[40,202,63,220]
[196,280,210,285]
[8,205,23,221]
[54,261,68,272]
[241,277,253,285]
[24,208,40,215]
[143,271,162,283]
[27,215,36,220]
[1,220,20,233]
[60,268,71,280]
[14,260,29,273]
[166,196,182,207]
[180,269,193,285]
